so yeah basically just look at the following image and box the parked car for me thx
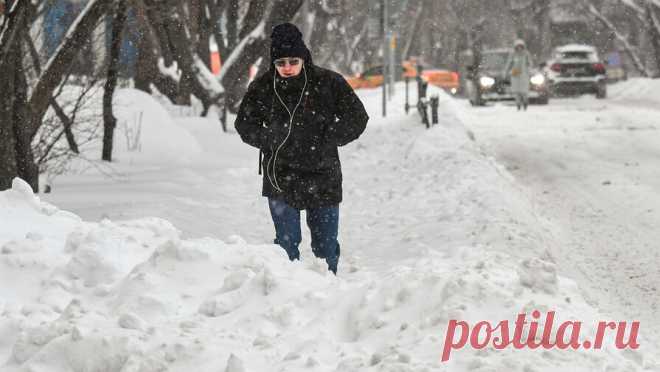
[464,48,549,105]
[344,61,460,95]
[344,65,393,90]
[542,44,607,99]
[422,68,460,95]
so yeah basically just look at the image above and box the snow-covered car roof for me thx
[554,44,597,53]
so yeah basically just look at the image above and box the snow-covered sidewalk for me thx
[1,85,656,371]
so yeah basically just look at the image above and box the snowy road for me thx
[456,81,660,348]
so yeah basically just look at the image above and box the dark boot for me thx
[275,238,300,261]
[326,244,340,275]
[306,205,340,275]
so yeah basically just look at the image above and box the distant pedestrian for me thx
[234,23,369,275]
[504,39,532,111]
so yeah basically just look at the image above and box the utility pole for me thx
[389,31,396,99]
[381,0,387,117]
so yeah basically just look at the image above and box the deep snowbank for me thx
[41,88,204,185]
[3,91,658,371]
[609,78,660,104]
[341,85,560,267]
[111,89,203,165]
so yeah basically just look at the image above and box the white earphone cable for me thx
[267,65,308,192]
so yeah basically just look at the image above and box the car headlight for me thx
[479,76,495,88]
[530,74,545,85]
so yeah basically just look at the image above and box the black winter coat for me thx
[234,64,369,210]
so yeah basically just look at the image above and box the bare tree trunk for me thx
[533,0,552,59]
[192,0,212,69]
[646,1,660,76]
[239,0,267,39]
[137,1,187,102]
[132,5,180,102]
[226,0,239,50]
[339,19,367,73]
[24,32,80,154]
[307,1,331,61]
[583,0,649,76]
[402,3,425,61]
[13,38,38,191]
[134,3,155,93]
[172,2,193,105]
[103,0,128,162]
[208,0,229,58]
[470,20,485,106]
[50,99,80,154]
[0,0,27,66]
[295,0,311,43]
[0,38,18,191]
[135,45,181,103]
[0,0,38,191]
[28,0,114,140]
[140,0,174,66]
[134,30,154,93]
[0,0,25,190]
[142,0,220,114]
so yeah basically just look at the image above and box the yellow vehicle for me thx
[344,65,394,90]
[345,62,459,94]
[421,68,460,95]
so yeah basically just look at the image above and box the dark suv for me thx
[543,44,607,99]
[465,49,549,105]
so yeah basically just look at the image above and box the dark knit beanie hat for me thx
[270,23,311,64]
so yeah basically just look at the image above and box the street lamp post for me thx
[381,0,387,117]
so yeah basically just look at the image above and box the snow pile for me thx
[4,81,658,371]
[609,78,660,104]
[342,85,554,266]
[39,87,204,186]
[112,89,202,165]
[2,177,657,368]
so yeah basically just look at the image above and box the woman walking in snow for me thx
[505,39,533,111]
[234,23,369,275]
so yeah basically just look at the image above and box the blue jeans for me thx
[268,198,340,274]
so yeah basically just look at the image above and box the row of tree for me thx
[0,0,306,192]
[1,0,659,193]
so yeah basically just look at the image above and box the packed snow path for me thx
[456,79,660,349]
[43,88,554,275]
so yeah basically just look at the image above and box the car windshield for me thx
[481,52,509,70]
[557,51,596,61]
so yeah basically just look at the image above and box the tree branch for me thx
[24,32,79,154]
[582,0,649,76]
[28,0,114,140]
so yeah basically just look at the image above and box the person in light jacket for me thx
[504,39,533,111]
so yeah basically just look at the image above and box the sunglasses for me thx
[274,58,302,67]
